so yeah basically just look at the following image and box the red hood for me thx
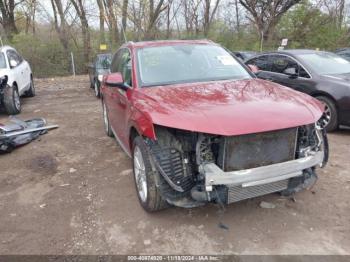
[133,79,323,136]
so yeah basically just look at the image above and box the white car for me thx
[0,46,34,114]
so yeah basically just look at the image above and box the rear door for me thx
[247,54,313,93]
[266,54,313,92]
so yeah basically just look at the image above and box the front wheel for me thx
[2,85,21,115]
[316,96,338,132]
[132,136,168,212]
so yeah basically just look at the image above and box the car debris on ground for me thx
[0,117,58,153]
[259,201,276,209]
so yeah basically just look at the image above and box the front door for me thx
[105,48,133,145]
[7,50,25,92]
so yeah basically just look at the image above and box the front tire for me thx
[132,136,168,212]
[2,84,21,115]
[316,96,338,132]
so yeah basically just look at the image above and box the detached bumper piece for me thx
[0,117,58,153]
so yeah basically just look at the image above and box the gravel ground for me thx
[0,76,349,255]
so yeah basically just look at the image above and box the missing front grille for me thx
[219,128,297,172]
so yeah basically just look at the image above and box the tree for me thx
[103,0,119,45]
[203,0,221,36]
[239,0,301,47]
[121,0,128,39]
[96,0,105,44]
[183,0,202,36]
[0,0,20,39]
[144,0,167,39]
[70,0,90,67]
[51,0,70,53]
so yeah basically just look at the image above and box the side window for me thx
[247,55,271,71]
[117,49,132,87]
[110,50,122,73]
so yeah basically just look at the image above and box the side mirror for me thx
[284,67,298,78]
[105,72,128,91]
[9,59,18,68]
[247,64,260,73]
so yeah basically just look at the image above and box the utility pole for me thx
[71,52,76,77]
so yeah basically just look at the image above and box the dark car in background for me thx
[233,51,259,61]
[245,50,350,131]
[335,48,350,62]
[88,53,112,98]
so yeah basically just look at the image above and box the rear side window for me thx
[270,55,310,78]
[270,55,298,74]
[247,55,271,71]
[7,50,22,66]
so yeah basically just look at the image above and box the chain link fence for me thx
[10,33,106,78]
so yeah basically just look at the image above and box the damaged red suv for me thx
[101,40,328,212]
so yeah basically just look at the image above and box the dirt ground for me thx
[0,75,349,255]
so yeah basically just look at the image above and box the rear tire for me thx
[94,79,100,98]
[132,136,169,212]
[3,84,21,115]
[316,96,337,132]
[102,100,113,137]
[26,77,35,97]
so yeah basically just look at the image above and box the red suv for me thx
[101,40,328,212]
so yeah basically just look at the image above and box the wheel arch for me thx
[129,126,139,150]
[310,91,339,111]
[12,81,18,89]
[127,119,156,152]
[310,90,337,105]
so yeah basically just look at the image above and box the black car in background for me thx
[232,51,258,61]
[335,48,350,62]
[245,50,350,131]
[88,53,112,98]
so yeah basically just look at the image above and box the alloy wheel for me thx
[103,102,109,133]
[318,102,331,129]
[133,145,147,203]
[94,81,99,97]
[14,89,20,110]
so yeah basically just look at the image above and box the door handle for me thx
[119,98,126,105]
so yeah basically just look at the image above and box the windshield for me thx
[0,53,6,69]
[297,52,350,75]
[137,44,251,87]
[96,54,111,69]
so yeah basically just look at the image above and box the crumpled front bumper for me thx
[200,151,324,191]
